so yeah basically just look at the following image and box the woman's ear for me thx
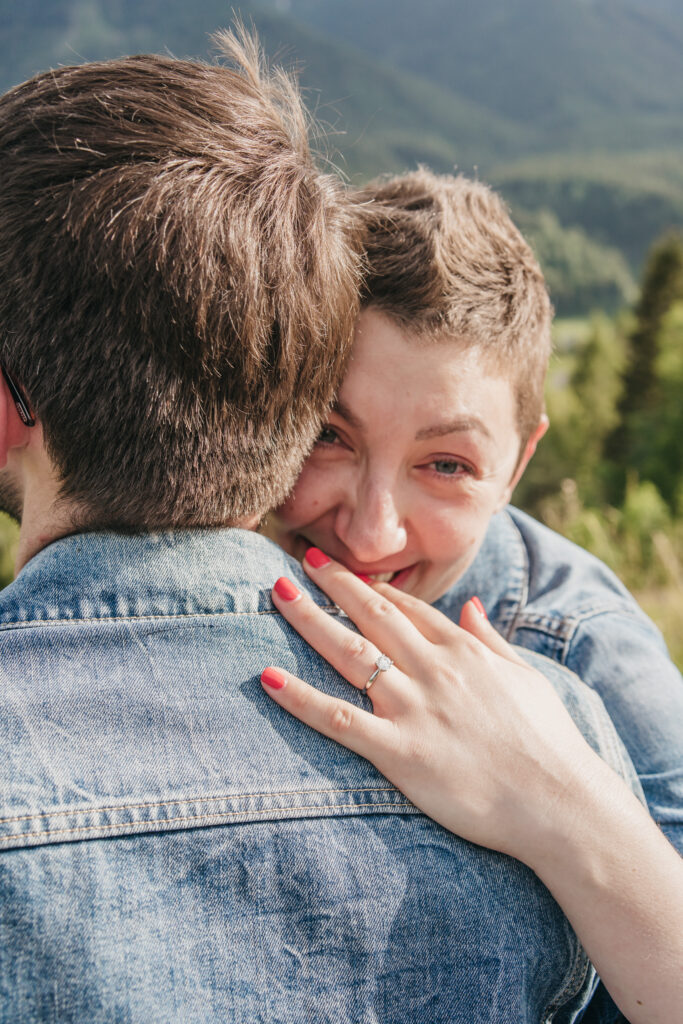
[517,414,549,479]
[498,414,549,509]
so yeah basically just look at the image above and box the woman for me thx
[260,171,683,1022]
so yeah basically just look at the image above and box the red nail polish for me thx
[274,577,300,601]
[355,572,372,583]
[471,596,487,619]
[261,667,287,690]
[305,547,331,569]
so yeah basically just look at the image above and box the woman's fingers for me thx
[299,548,433,668]
[370,581,463,645]
[260,665,396,760]
[458,599,528,666]
[378,585,525,666]
[271,576,404,695]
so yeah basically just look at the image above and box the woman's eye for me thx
[429,459,470,476]
[315,425,340,446]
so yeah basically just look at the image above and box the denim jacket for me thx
[435,506,683,857]
[0,528,640,1023]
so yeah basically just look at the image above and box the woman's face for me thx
[269,309,543,604]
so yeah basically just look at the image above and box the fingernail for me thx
[305,547,331,569]
[261,667,287,690]
[274,577,301,601]
[471,596,487,619]
[355,572,372,583]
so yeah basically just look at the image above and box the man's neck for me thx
[7,437,262,575]
[15,476,80,574]
[15,485,262,578]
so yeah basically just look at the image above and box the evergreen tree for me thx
[569,314,627,504]
[605,233,683,500]
[627,302,683,508]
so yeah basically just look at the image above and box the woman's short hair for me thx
[0,31,363,528]
[358,169,552,446]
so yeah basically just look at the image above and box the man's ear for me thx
[499,414,549,508]
[0,372,34,469]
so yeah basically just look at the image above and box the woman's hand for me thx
[261,546,606,865]
[262,549,683,1024]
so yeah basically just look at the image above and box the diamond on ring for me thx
[362,652,394,695]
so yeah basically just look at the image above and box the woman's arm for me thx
[261,549,683,1024]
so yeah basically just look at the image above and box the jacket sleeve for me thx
[516,646,644,802]
[564,608,683,855]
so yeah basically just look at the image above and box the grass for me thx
[0,514,18,589]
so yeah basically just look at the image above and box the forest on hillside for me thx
[515,233,683,666]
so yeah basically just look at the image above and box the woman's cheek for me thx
[275,474,328,529]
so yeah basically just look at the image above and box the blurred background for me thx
[1,0,682,664]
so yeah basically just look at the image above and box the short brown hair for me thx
[0,31,362,528]
[357,169,552,445]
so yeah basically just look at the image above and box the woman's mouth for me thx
[293,536,416,589]
[358,565,416,589]
[363,571,397,583]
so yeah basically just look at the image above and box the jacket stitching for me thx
[498,511,528,640]
[0,786,401,826]
[512,605,650,666]
[514,605,645,630]
[0,800,417,844]
[540,939,591,1021]
[0,606,340,630]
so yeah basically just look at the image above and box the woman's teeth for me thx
[294,541,402,584]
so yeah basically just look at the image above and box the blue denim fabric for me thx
[0,528,639,1023]
[434,506,683,860]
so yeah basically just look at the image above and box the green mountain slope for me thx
[276,0,683,152]
[2,0,682,311]
[493,151,683,271]
[243,9,528,176]
[0,0,525,176]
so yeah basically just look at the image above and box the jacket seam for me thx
[0,799,417,845]
[0,785,401,826]
[500,511,529,640]
[0,606,339,630]
[511,606,647,665]
[515,604,645,628]
[540,942,591,1022]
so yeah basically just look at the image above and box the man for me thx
[0,34,637,1023]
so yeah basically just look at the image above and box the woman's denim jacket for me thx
[0,526,656,1023]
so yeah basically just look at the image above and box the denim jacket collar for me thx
[1,527,331,625]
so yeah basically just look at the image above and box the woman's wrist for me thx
[501,745,634,876]
[514,748,670,916]
[523,759,683,1024]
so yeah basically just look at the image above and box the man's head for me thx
[0,31,362,531]
[356,168,552,447]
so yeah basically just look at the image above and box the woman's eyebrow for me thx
[331,399,364,431]
[331,402,493,443]
[416,417,492,441]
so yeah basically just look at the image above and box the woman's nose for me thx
[335,482,408,563]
